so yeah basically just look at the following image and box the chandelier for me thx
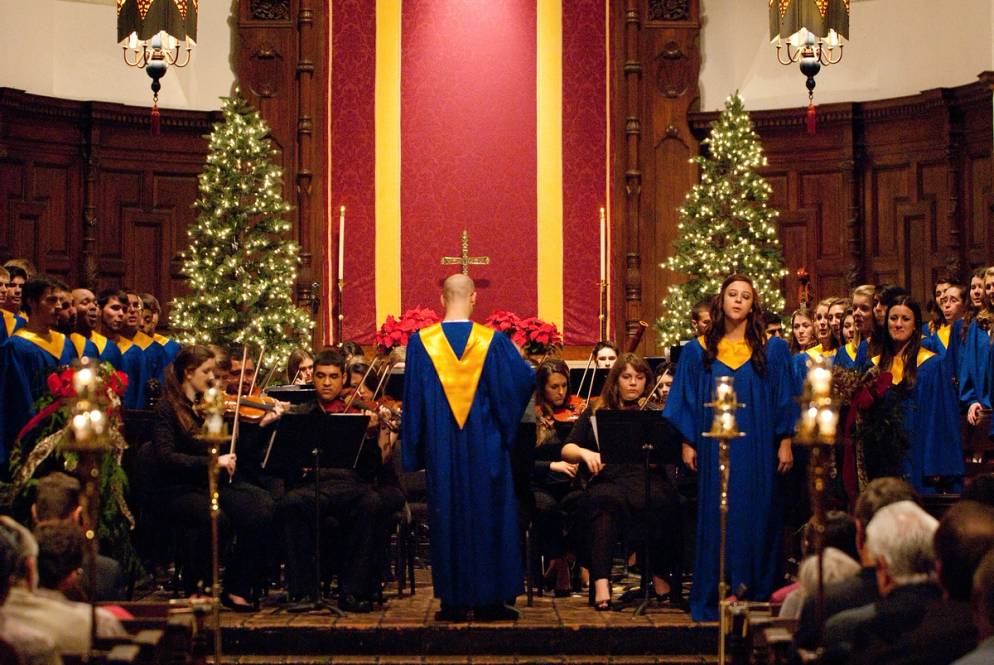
[118,0,198,132]
[769,0,849,134]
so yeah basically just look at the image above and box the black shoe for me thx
[220,592,257,613]
[473,604,520,621]
[434,604,469,622]
[594,599,614,612]
[339,594,373,613]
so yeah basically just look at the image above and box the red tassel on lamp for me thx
[150,100,161,135]
[806,101,816,135]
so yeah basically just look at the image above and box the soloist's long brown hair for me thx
[704,274,768,377]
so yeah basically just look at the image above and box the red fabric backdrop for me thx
[400,0,538,319]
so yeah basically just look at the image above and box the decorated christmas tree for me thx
[657,93,787,348]
[171,93,313,366]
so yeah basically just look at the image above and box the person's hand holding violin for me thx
[258,400,289,427]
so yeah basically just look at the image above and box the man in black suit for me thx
[793,477,919,651]
[850,500,994,665]
[821,500,940,658]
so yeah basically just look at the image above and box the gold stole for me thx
[90,331,110,355]
[871,348,937,384]
[13,329,67,360]
[698,335,752,371]
[69,333,88,358]
[420,322,494,429]
[937,324,951,351]
[132,331,156,350]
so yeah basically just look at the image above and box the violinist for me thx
[287,348,314,385]
[532,360,584,596]
[560,353,681,611]
[592,341,619,369]
[150,345,275,611]
[276,349,404,613]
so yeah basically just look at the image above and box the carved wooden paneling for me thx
[0,88,215,328]
[690,75,993,311]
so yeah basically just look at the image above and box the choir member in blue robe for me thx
[70,287,124,370]
[960,319,990,416]
[871,296,964,493]
[834,338,868,371]
[140,293,181,367]
[664,274,797,622]
[50,279,100,362]
[402,274,534,621]
[0,276,78,468]
[97,288,154,409]
[124,290,166,384]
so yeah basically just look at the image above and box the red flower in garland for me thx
[375,306,441,353]
[47,368,77,399]
[853,371,893,412]
[107,370,129,398]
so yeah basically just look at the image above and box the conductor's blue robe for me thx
[871,349,964,493]
[402,322,534,608]
[0,330,78,466]
[663,336,797,622]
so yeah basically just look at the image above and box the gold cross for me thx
[440,229,490,275]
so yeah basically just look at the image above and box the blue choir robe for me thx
[834,339,868,372]
[69,333,100,361]
[89,332,123,370]
[1,310,25,343]
[958,320,990,410]
[153,333,181,367]
[117,338,149,410]
[792,344,836,396]
[922,321,964,406]
[871,349,964,493]
[132,331,166,383]
[402,321,534,608]
[0,329,78,466]
[663,335,797,622]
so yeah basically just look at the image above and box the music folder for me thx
[569,367,608,399]
[268,411,371,474]
[590,410,682,466]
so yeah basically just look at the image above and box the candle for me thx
[817,408,838,438]
[715,378,733,403]
[720,411,735,434]
[599,207,606,283]
[809,366,832,397]
[73,367,95,395]
[338,205,346,281]
[72,413,92,443]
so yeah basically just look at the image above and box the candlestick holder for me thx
[194,386,230,665]
[794,355,840,637]
[702,376,745,665]
[61,358,111,656]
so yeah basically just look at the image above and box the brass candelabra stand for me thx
[702,376,745,665]
[794,355,841,634]
[62,358,112,659]
[194,386,230,665]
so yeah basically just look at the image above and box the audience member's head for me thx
[853,477,919,564]
[32,472,82,525]
[691,299,712,336]
[0,517,38,591]
[803,511,859,562]
[798,547,861,597]
[933,500,994,602]
[865,500,939,596]
[972,549,994,639]
[33,522,83,593]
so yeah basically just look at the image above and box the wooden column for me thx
[80,105,99,288]
[620,0,644,349]
[295,0,317,308]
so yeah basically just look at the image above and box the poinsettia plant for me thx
[483,310,522,338]
[513,316,563,356]
[375,306,441,353]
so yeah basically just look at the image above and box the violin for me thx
[223,388,282,423]
[340,386,402,433]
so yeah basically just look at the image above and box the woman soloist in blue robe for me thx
[664,274,797,622]
[871,296,964,494]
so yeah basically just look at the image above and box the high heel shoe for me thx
[220,592,256,613]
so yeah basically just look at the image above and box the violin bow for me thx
[576,350,595,399]
[246,343,266,397]
[228,345,250,468]
[344,357,379,411]
[639,371,669,410]
[369,356,394,403]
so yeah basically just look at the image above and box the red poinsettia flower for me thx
[106,370,129,397]
[484,310,522,336]
[514,316,563,354]
[375,307,440,353]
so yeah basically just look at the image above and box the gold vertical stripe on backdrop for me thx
[375,0,402,324]
[536,0,564,330]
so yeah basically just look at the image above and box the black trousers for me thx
[574,467,680,582]
[278,471,405,600]
[531,482,584,562]
[159,480,275,598]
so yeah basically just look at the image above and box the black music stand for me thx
[275,411,370,614]
[264,385,317,405]
[593,409,681,615]
[570,367,608,401]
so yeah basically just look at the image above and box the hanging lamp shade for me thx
[769,0,848,44]
[117,0,197,46]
